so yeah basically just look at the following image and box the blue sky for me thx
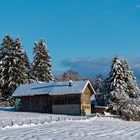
[0,0,140,78]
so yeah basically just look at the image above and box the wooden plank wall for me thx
[19,95,52,113]
[52,94,81,105]
[52,104,81,115]
[81,84,92,115]
[52,94,81,115]
[16,94,81,114]
[16,89,95,116]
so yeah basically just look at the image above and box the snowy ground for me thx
[1,108,140,140]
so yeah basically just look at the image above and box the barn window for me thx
[66,95,80,104]
[15,98,21,105]
[52,95,80,105]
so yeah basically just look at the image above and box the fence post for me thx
[12,119,14,126]
[50,115,52,121]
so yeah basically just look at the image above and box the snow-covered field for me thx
[1,108,140,140]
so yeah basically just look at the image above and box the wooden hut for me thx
[12,80,95,115]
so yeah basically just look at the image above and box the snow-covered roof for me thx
[12,80,95,97]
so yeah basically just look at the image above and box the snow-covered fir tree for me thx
[32,39,53,82]
[123,60,140,98]
[0,35,31,98]
[93,74,106,106]
[105,56,140,120]
[105,57,129,110]
[94,74,104,93]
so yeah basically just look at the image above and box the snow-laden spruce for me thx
[0,35,31,98]
[105,57,128,111]
[105,56,140,120]
[93,75,106,106]
[123,60,140,98]
[32,39,53,82]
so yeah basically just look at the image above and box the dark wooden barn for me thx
[12,80,95,115]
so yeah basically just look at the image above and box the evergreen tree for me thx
[106,57,128,96]
[105,57,128,111]
[105,56,140,120]
[93,74,106,106]
[0,35,31,98]
[94,74,104,93]
[123,60,139,98]
[32,39,53,82]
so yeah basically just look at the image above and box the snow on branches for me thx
[0,35,31,98]
[32,39,53,82]
[105,56,140,120]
